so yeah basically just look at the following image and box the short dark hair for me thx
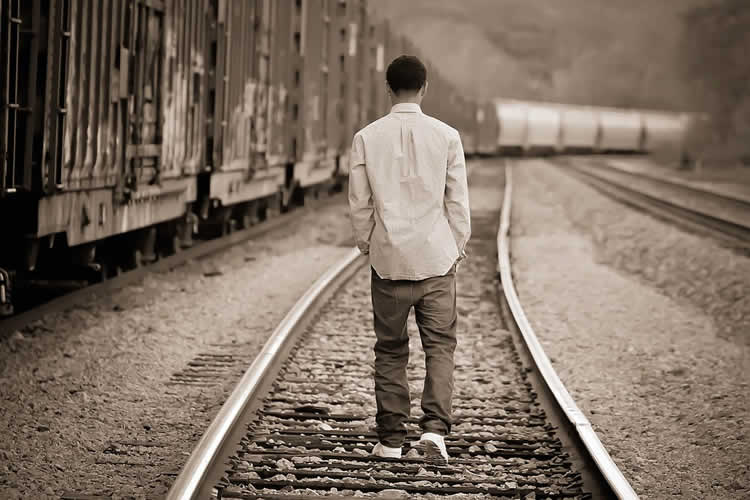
[386,55,427,94]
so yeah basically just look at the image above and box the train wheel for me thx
[237,202,259,230]
[124,249,143,270]
[267,193,282,218]
[86,262,107,283]
[291,184,306,208]
[240,213,253,229]
[140,228,158,264]
[157,222,182,257]
[171,235,182,255]
[218,208,234,236]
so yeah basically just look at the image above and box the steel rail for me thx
[497,163,639,500]
[167,247,365,500]
[597,158,750,205]
[563,161,750,248]
[564,166,750,251]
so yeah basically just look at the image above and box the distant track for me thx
[558,157,750,252]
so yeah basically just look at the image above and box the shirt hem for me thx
[371,261,455,281]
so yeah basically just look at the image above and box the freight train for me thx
[0,1,691,316]
[494,99,692,156]
[0,0,487,315]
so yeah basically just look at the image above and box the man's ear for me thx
[421,81,429,97]
[386,82,393,97]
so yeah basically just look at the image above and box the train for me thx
[494,99,693,156]
[0,0,489,315]
[0,1,691,316]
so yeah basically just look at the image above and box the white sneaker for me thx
[371,442,402,458]
[412,432,449,464]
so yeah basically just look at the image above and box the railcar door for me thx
[121,0,164,194]
[161,0,207,181]
[0,0,46,196]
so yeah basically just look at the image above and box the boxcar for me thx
[0,0,491,315]
[337,0,368,178]
[0,0,203,282]
[206,0,287,232]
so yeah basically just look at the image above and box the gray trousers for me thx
[370,266,457,448]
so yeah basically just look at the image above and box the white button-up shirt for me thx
[348,103,471,280]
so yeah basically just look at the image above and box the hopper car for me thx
[494,99,692,156]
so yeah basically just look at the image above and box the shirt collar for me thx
[390,103,422,114]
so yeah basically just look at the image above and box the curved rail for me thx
[167,247,364,500]
[600,158,750,206]
[497,164,639,499]
[564,160,750,249]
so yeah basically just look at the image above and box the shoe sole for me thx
[412,440,448,465]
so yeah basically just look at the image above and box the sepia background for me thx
[373,0,750,164]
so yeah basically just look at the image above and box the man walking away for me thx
[348,55,471,465]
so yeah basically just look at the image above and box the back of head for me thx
[386,55,427,96]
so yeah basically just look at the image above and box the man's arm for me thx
[348,133,375,255]
[445,130,471,259]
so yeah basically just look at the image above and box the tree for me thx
[682,0,750,163]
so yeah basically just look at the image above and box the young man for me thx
[348,55,471,464]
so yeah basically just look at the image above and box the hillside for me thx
[371,0,712,110]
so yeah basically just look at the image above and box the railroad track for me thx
[0,194,343,338]
[168,162,637,499]
[558,157,750,251]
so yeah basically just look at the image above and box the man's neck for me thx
[390,94,421,106]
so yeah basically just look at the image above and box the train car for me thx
[489,98,698,158]
[0,0,492,315]
[323,0,350,182]
[383,23,403,116]
[496,101,528,154]
[267,1,296,195]
[288,0,331,194]
[559,106,599,153]
[421,67,448,125]
[337,0,368,178]
[368,19,388,120]
[456,94,479,156]
[476,100,500,156]
[205,0,287,234]
[363,17,385,124]
[0,0,205,291]
[641,111,690,157]
[597,108,643,152]
[525,104,561,153]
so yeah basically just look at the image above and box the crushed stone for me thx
[510,159,750,500]
[0,202,354,499]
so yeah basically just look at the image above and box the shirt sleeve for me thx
[348,133,375,255]
[445,130,471,259]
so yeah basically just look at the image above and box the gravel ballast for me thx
[510,159,750,499]
[0,201,355,499]
[217,160,588,499]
